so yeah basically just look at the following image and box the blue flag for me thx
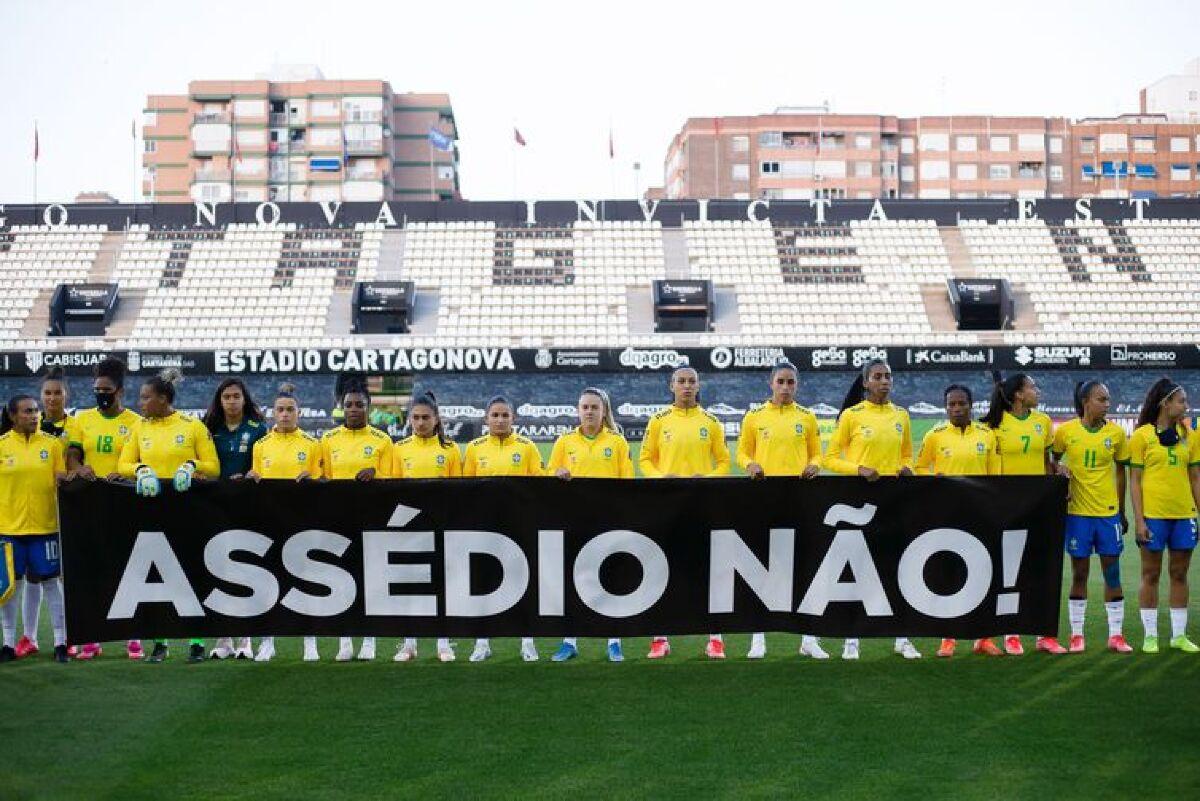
[428,127,453,152]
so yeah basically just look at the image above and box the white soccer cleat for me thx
[842,639,860,661]
[209,636,234,660]
[437,645,456,662]
[335,637,355,662]
[302,637,319,662]
[254,637,275,663]
[234,637,254,660]
[393,639,418,663]
[357,637,376,661]
[746,633,767,660]
[520,638,539,662]
[895,638,922,660]
[469,639,492,662]
[800,636,830,660]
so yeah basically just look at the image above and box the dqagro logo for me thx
[618,348,689,370]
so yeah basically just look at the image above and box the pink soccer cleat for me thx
[15,635,38,659]
[75,643,103,661]
[126,640,145,660]
[1107,634,1133,654]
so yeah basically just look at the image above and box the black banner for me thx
[60,476,1066,642]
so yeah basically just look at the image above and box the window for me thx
[236,128,266,146]
[758,131,782,147]
[919,160,949,180]
[437,164,455,181]
[919,188,951,199]
[900,165,915,182]
[881,162,898,178]
[956,163,978,181]
[1050,165,1064,182]
[854,161,872,178]
[780,161,813,177]
[989,164,1012,180]
[1170,137,1190,152]
[731,135,749,153]
[854,134,872,150]
[955,135,977,152]
[731,163,749,181]
[814,160,846,178]
[142,112,157,128]
[1134,163,1157,178]
[235,157,265,175]
[760,161,780,174]
[1018,133,1044,151]
[1171,164,1191,181]
[1048,137,1063,154]
[144,140,157,153]
[856,191,873,198]
[990,135,1010,152]
[233,99,265,118]
[1099,132,1128,152]
[310,100,340,118]
[1080,137,1096,155]
[900,137,914,154]
[1133,136,1156,153]
[309,127,340,146]
[919,132,949,151]
[956,192,978,199]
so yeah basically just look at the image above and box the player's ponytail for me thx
[1137,377,1183,429]
[1073,380,1100,419]
[840,358,887,413]
[145,368,182,405]
[40,366,66,386]
[582,386,622,434]
[0,394,35,435]
[410,391,448,448]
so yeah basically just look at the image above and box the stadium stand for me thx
[0,225,104,344]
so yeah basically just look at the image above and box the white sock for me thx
[0,582,18,647]
[303,636,317,651]
[259,636,275,648]
[750,632,765,650]
[1069,598,1087,636]
[895,637,909,648]
[402,637,417,649]
[42,579,67,647]
[607,637,620,646]
[1170,607,1188,638]
[1105,600,1124,637]
[844,638,859,648]
[21,580,42,643]
[475,637,490,649]
[436,637,450,650]
[709,633,723,642]
[563,637,578,647]
[1140,608,1158,638]
[361,636,375,649]
[520,637,535,649]
[801,635,818,648]
[339,636,353,650]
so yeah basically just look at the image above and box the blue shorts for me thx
[0,534,61,580]
[1145,518,1199,553]
[1065,514,1124,558]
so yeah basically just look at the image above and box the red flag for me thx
[514,127,526,147]
[34,122,39,162]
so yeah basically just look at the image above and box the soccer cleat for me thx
[1142,636,1159,654]
[937,638,956,658]
[800,636,829,660]
[705,638,726,660]
[53,644,70,663]
[254,638,275,663]
[437,645,456,663]
[335,638,355,662]
[0,645,15,663]
[126,640,144,660]
[607,641,624,663]
[302,638,319,662]
[146,641,169,663]
[520,639,539,662]
[67,645,79,658]
[1170,635,1200,653]
[187,643,206,663]
[209,637,234,660]
[746,639,766,660]
[973,638,1003,657]
[551,642,578,662]
[1004,636,1024,656]
[15,635,38,659]
[469,640,492,663]
[1107,634,1133,653]
[841,640,860,661]
[393,641,418,663]
[76,643,102,661]
[1036,636,1067,655]
[357,638,376,661]
[1068,635,1085,653]
[647,638,671,659]
[233,637,253,660]
[895,639,922,659]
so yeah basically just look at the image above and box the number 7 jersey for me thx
[992,409,1054,475]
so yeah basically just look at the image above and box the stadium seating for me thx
[0,225,104,344]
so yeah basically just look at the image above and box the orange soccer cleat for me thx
[705,638,726,660]
[972,638,1004,657]
[1035,636,1067,655]
[15,635,38,659]
[647,638,671,659]
[1068,634,1086,653]
[937,638,956,658]
[1107,634,1133,654]
[1003,636,1024,656]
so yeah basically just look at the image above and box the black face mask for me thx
[1157,426,1181,447]
[95,391,117,411]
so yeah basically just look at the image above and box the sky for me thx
[1,0,1198,203]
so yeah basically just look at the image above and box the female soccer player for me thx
[204,378,268,661]
[824,358,920,660]
[392,391,461,664]
[39,367,70,437]
[1052,380,1132,654]
[981,372,1066,655]
[463,396,544,662]
[63,356,142,660]
[118,369,220,663]
[918,384,1002,658]
[0,395,69,664]
[1129,379,1200,653]
[548,387,634,663]
[245,383,322,662]
[639,367,731,660]
[737,361,826,660]
[321,380,394,662]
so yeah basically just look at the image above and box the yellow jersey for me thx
[118,412,219,479]
[547,427,634,478]
[917,421,1000,476]
[638,405,730,478]
[252,428,322,479]
[736,401,821,476]
[1053,419,1130,517]
[463,433,543,477]
[39,413,70,439]
[0,430,66,535]
[392,435,463,479]
[65,407,141,477]
[991,410,1054,476]
[320,426,394,480]
[824,401,913,476]
[1128,423,1200,519]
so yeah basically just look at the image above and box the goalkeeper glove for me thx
[134,466,160,498]
[173,461,196,492]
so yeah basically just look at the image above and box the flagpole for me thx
[511,119,518,199]
[429,139,434,201]
[133,117,139,203]
[33,119,38,206]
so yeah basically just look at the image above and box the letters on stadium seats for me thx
[60,476,1066,641]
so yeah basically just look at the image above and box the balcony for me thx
[345,110,383,123]
[345,139,385,155]
[194,112,229,124]
[346,169,378,181]
[193,169,232,182]
[271,112,307,127]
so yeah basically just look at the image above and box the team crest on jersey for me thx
[794,423,804,435]
[436,454,446,466]
[976,442,986,453]
[512,452,522,463]
[118,425,129,436]
[39,449,49,460]
[174,434,185,445]
[364,446,374,457]
[1103,438,1113,450]
[894,423,903,434]
[603,447,613,458]
[297,452,307,462]
[1034,424,1043,434]
[699,428,709,439]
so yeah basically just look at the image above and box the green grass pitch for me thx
[2,440,1199,799]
